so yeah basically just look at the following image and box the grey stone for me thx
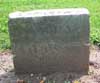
[8,8,90,74]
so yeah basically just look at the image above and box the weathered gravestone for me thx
[8,8,90,74]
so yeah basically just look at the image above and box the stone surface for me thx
[8,8,90,74]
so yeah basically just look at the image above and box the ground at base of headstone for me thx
[0,45,100,83]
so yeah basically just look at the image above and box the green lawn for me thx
[0,0,100,50]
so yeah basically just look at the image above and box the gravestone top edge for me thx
[9,8,89,19]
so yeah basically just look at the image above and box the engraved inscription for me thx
[10,16,81,44]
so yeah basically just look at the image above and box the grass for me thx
[0,0,100,50]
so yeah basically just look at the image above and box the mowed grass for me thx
[0,0,100,50]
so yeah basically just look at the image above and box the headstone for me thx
[8,8,90,74]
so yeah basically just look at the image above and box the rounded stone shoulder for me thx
[9,8,89,19]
